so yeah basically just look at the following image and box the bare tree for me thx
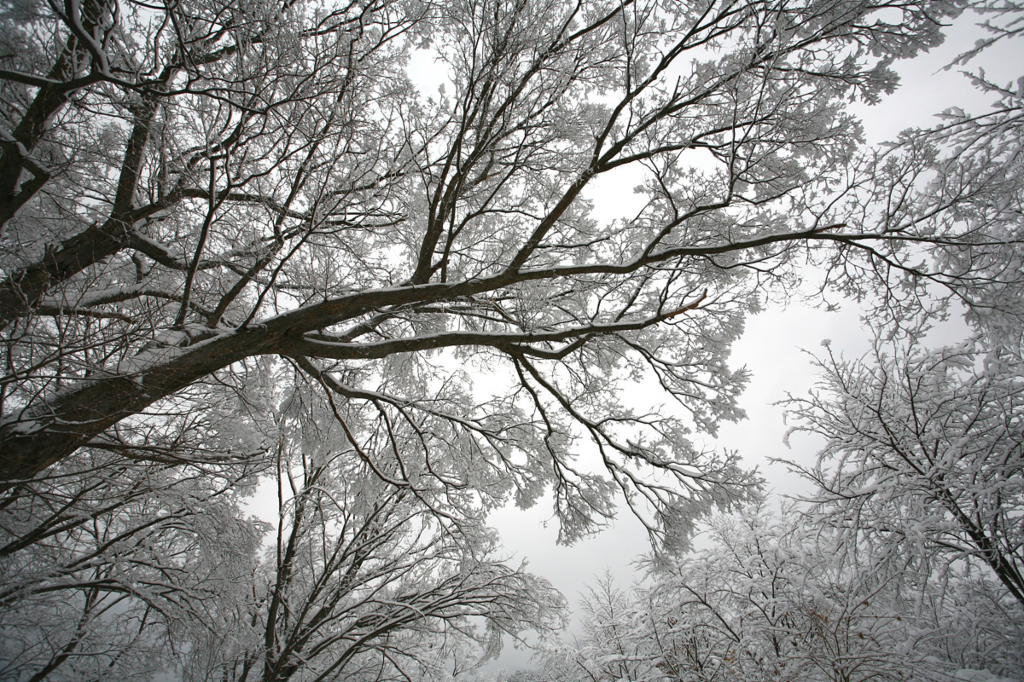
[1,370,563,682]
[0,0,416,316]
[0,357,275,680]
[176,374,564,682]
[200,449,563,682]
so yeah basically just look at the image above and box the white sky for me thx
[484,9,1024,672]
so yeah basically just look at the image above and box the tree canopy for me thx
[1,0,1023,679]
[3,0,1019,534]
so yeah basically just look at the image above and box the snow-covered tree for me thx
[187,379,564,682]
[774,6,1024,675]
[2,0,1024,678]
[785,338,1024,606]
[0,447,267,681]
[5,0,1019,549]
[1,370,564,682]
[541,573,662,682]
[545,503,1024,682]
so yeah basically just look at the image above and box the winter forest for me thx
[0,0,1022,679]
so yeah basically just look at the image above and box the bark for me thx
[0,221,134,324]
[0,277,486,483]
[0,325,271,485]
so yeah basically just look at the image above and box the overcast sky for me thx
[484,8,1024,671]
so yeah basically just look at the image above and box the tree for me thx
[541,573,664,682]
[0,444,267,681]
[184,380,564,682]
[0,364,271,680]
[0,369,564,682]
[771,2,1024,671]
[2,2,1022,678]
[6,0,1019,547]
[784,337,1024,608]
[824,0,1024,346]
[543,503,1024,682]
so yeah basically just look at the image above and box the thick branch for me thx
[0,0,115,230]
[0,100,158,326]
